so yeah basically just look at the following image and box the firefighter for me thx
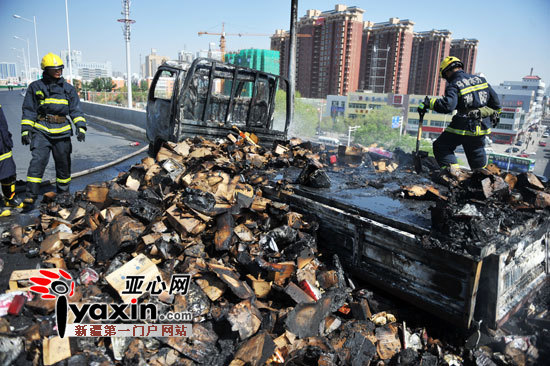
[21,52,86,204]
[0,105,24,216]
[418,56,501,171]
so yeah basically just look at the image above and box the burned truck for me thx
[146,58,291,156]
[146,58,549,329]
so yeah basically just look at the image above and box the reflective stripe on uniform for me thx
[445,126,491,136]
[441,163,461,170]
[56,177,71,184]
[459,83,488,96]
[33,122,72,134]
[78,128,86,134]
[429,98,436,110]
[27,176,42,183]
[21,119,35,127]
[0,151,13,162]
[73,116,86,123]
[43,98,69,105]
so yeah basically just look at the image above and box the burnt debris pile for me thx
[0,135,546,365]
[424,164,550,256]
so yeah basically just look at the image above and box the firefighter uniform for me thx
[21,53,86,201]
[422,57,501,170]
[0,105,20,215]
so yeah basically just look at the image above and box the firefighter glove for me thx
[417,96,431,114]
[77,128,85,142]
[21,132,31,145]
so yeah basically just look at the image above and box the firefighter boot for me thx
[5,196,24,208]
[1,180,24,209]
[0,195,11,217]
[23,194,37,206]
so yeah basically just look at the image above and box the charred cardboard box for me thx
[0,134,547,365]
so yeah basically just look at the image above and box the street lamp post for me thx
[64,0,74,82]
[12,47,29,85]
[118,0,136,109]
[14,36,31,83]
[13,14,40,73]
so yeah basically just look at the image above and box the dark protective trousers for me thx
[433,131,487,170]
[27,132,72,197]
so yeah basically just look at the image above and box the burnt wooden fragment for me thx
[208,263,254,299]
[214,211,234,251]
[285,293,333,338]
[232,331,276,366]
[227,299,262,339]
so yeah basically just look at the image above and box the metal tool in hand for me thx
[413,109,429,173]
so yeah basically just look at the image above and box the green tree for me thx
[73,79,82,94]
[140,80,148,91]
[90,77,115,92]
[352,106,433,155]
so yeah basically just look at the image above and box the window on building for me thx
[500,112,514,119]
[408,119,419,125]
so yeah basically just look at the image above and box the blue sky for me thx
[1,0,549,86]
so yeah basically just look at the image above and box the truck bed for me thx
[263,160,549,328]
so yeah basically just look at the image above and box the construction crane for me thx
[198,22,310,62]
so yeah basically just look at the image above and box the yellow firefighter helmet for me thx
[439,56,463,77]
[40,53,64,70]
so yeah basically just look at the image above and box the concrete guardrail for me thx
[81,101,147,142]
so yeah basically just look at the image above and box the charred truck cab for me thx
[146,58,291,156]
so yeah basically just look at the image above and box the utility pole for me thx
[118,0,135,109]
[64,0,73,82]
[288,0,298,128]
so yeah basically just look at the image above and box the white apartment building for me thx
[76,61,113,81]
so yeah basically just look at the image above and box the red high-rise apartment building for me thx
[358,18,414,95]
[450,38,478,75]
[272,6,479,100]
[272,5,365,98]
[270,29,289,78]
[408,29,452,96]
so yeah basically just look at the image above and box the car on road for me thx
[515,140,523,146]
[543,133,549,138]
[539,141,547,147]
[505,147,520,153]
